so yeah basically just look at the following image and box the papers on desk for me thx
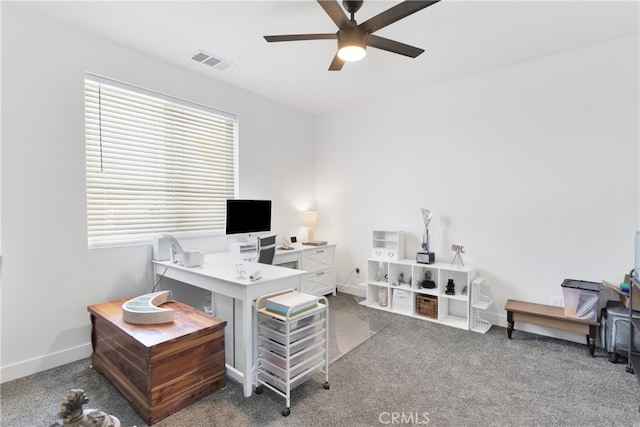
[266,291,318,317]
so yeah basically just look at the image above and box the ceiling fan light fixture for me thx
[263,0,439,70]
[337,27,366,62]
[338,45,366,61]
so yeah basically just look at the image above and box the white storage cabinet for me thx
[371,230,405,261]
[254,291,330,416]
[366,259,481,331]
[300,246,336,296]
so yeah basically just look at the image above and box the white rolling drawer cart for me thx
[254,290,330,416]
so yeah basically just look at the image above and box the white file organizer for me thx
[254,289,330,416]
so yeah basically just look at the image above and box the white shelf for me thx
[366,258,477,331]
[414,289,439,297]
[373,238,397,244]
[440,315,469,330]
[440,293,468,302]
[371,230,405,261]
[369,280,389,287]
[367,302,391,311]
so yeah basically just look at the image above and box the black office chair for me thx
[257,234,277,265]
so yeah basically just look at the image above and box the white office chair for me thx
[257,234,277,265]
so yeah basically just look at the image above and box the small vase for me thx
[378,288,388,307]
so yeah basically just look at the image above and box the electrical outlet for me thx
[355,268,360,274]
[550,297,562,307]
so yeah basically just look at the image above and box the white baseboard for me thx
[1,343,92,384]
[337,281,366,298]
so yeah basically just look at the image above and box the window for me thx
[84,75,237,246]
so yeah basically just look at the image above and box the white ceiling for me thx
[13,0,640,114]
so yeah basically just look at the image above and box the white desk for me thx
[153,252,305,397]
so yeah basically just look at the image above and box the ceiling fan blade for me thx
[360,0,440,34]
[329,54,345,71]
[367,34,425,58]
[264,33,337,42]
[317,0,352,29]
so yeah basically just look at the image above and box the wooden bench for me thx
[505,299,600,356]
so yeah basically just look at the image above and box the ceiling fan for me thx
[264,0,441,71]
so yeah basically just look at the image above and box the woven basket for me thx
[416,294,438,319]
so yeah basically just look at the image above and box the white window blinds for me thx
[84,76,237,244]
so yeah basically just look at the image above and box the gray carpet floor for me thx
[2,292,640,426]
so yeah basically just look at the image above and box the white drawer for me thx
[258,311,322,333]
[259,338,324,368]
[392,289,412,314]
[372,247,385,260]
[392,289,412,304]
[258,333,324,358]
[384,248,400,261]
[301,246,335,272]
[259,348,324,380]
[257,320,322,345]
[274,250,299,266]
[301,269,336,296]
[258,363,323,394]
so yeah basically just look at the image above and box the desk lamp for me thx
[303,211,317,242]
[302,211,327,246]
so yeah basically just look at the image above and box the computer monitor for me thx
[225,199,272,238]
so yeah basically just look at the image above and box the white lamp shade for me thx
[303,211,318,228]
[338,45,366,61]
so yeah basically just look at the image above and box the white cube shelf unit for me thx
[366,259,478,330]
[371,230,405,261]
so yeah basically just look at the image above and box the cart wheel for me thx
[254,386,263,395]
[608,352,619,364]
[323,382,330,390]
[282,408,290,417]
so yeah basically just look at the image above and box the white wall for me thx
[2,5,638,382]
[316,35,639,333]
[0,5,316,382]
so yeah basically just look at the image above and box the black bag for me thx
[600,300,640,363]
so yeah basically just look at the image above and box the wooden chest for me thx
[88,298,226,425]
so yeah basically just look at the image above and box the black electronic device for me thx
[225,199,272,236]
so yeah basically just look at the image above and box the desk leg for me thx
[507,311,514,339]
[587,325,597,357]
[243,298,254,397]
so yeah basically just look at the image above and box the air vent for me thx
[191,50,234,71]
